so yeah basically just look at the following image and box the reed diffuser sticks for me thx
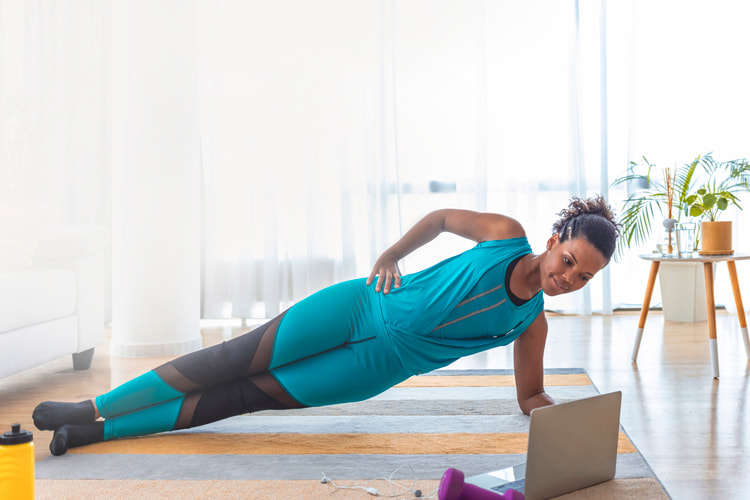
[664,167,677,252]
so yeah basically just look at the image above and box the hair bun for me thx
[553,195,619,235]
[552,195,621,261]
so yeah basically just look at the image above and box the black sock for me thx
[33,400,96,431]
[50,422,105,456]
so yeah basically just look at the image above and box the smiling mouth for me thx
[551,275,569,291]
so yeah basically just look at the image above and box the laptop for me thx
[466,391,622,500]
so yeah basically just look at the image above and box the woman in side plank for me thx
[34,195,619,455]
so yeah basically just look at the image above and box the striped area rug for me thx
[35,369,670,499]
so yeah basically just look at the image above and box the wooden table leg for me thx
[726,260,750,359]
[632,261,660,361]
[703,262,719,378]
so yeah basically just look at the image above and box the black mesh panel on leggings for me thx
[154,313,285,390]
[180,373,306,429]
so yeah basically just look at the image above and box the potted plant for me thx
[611,153,750,322]
[611,154,703,259]
[612,155,703,321]
[683,155,750,255]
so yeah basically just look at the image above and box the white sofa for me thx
[0,225,110,379]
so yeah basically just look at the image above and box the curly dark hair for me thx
[552,195,621,261]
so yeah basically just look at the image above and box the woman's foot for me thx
[49,422,105,456]
[33,400,96,431]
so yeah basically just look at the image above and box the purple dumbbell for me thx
[438,468,524,500]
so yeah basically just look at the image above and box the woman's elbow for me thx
[518,391,556,415]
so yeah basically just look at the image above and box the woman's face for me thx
[541,234,608,296]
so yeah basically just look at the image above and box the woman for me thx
[34,195,619,456]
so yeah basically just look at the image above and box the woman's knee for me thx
[187,373,305,428]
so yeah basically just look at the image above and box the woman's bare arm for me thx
[367,209,525,293]
[513,312,556,415]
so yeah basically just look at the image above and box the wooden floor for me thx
[2,310,750,499]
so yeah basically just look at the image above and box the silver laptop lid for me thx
[524,391,622,500]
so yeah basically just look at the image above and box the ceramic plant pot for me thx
[699,220,733,255]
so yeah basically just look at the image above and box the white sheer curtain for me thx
[197,0,617,318]
[5,1,748,321]
[0,0,110,225]
[195,0,624,317]
[198,1,387,318]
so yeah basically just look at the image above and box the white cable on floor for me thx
[320,463,439,499]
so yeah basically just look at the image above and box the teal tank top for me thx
[376,237,544,375]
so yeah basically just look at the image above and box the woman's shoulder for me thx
[477,214,526,242]
[441,209,526,243]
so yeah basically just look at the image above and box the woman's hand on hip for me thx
[367,251,402,294]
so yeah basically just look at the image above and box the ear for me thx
[546,233,559,251]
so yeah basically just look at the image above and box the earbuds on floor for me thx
[320,464,432,498]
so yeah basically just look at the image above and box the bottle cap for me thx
[0,423,33,445]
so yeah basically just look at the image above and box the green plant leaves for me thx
[702,193,717,209]
[611,152,750,258]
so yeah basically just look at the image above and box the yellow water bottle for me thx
[0,423,35,500]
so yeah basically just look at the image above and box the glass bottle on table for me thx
[675,222,697,257]
[657,218,679,257]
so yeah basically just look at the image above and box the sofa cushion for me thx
[0,268,76,333]
[0,205,51,272]
[0,317,78,379]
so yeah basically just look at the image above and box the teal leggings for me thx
[95,279,411,441]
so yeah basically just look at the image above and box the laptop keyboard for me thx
[492,479,525,494]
